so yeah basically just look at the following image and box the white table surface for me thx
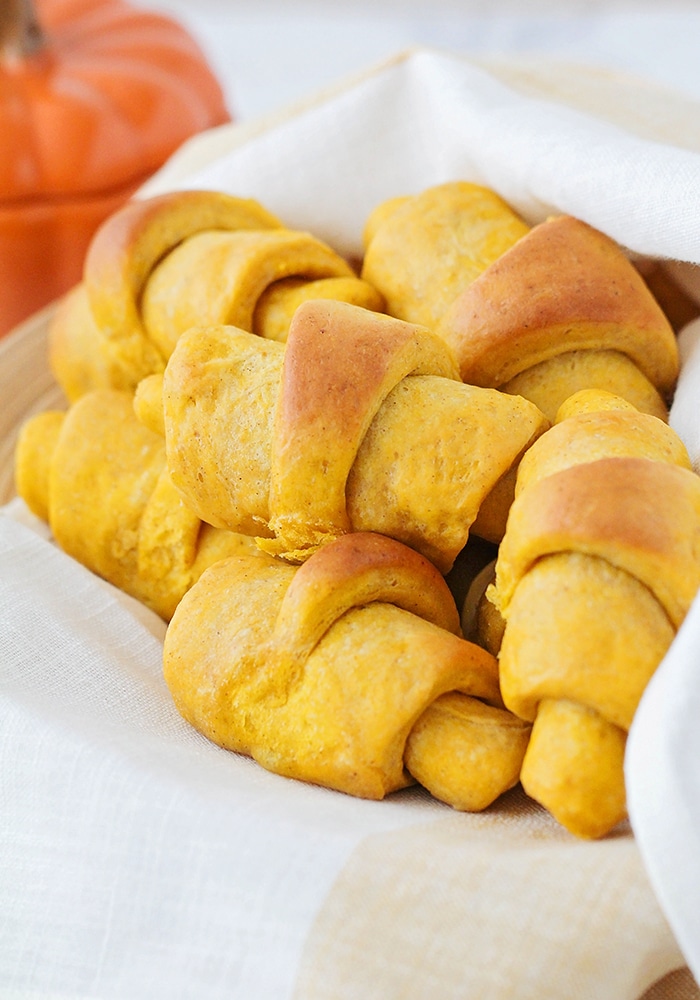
[149,0,700,122]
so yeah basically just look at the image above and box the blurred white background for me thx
[150,0,700,122]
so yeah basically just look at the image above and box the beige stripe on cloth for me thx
[293,787,697,1000]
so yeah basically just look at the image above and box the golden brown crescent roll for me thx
[436,214,678,420]
[472,388,692,659]
[362,183,677,420]
[14,410,65,524]
[14,389,262,620]
[49,190,283,399]
[155,299,549,569]
[49,190,381,400]
[482,392,700,838]
[163,531,531,807]
[138,229,381,359]
[361,181,530,330]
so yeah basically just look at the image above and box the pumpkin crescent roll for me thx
[362,183,677,420]
[136,226,381,361]
[472,389,693,657]
[436,214,678,420]
[163,531,531,807]
[49,190,283,398]
[49,190,382,400]
[153,299,550,569]
[485,451,700,839]
[361,181,531,329]
[14,389,263,620]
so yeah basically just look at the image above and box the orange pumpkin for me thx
[0,0,231,336]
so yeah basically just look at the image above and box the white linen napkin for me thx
[0,501,457,998]
[626,315,700,983]
[3,48,700,998]
[142,49,700,266]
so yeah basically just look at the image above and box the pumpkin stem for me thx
[0,0,44,63]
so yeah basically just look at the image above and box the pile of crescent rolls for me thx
[15,180,700,839]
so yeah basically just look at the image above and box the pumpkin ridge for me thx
[0,0,231,335]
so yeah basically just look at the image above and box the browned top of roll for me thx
[492,455,700,628]
[437,216,679,396]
